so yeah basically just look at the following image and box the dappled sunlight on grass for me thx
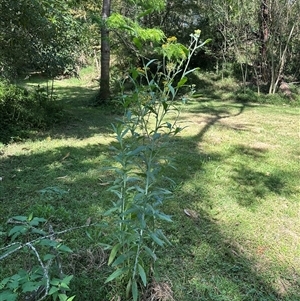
[1,70,300,301]
[160,99,300,300]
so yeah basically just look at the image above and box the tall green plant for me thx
[104,30,210,301]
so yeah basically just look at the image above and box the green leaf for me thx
[67,296,76,301]
[57,244,73,253]
[59,275,73,290]
[138,264,147,286]
[108,243,121,265]
[58,294,68,301]
[132,279,138,301]
[129,145,147,156]
[131,68,139,81]
[85,230,93,241]
[49,286,60,295]
[167,84,175,98]
[183,67,199,76]
[31,228,46,235]
[145,59,158,68]
[146,105,158,115]
[0,277,11,288]
[157,229,172,245]
[133,37,142,50]
[105,267,128,283]
[97,242,112,250]
[161,101,169,113]
[149,232,164,246]
[11,216,27,222]
[50,279,61,286]
[120,127,130,138]
[0,291,18,301]
[39,239,58,248]
[8,278,19,290]
[29,217,47,226]
[27,212,33,222]
[61,275,73,286]
[112,253,128,267]
[152,133,161,140]
[103,206,119,216]
[107,189,122,199]
[126,278,132,298]
[143,246,157,260]
[8,225,28,238]
[60,282,71,290]
[22,281,41,293]
[137,8,153,19]
[156,212,172,222]
[176,77,188,88]
[174,127,183,135]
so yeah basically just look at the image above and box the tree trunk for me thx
[98,0,111,103]
[271,23,295,94]
[259,0,269,83]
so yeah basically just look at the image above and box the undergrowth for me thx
[0,80,67,144]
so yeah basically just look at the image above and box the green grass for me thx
[0,70,300,300]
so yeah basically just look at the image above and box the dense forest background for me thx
[1,0,299,90]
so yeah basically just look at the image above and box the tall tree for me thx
[259,0,269,83]
[96,0,165,103]
[98,0,111,103]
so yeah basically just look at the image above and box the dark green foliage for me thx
[0,0,84,79]
[234,86,300,106]
[0,214,75,301]
[0,81,65,143]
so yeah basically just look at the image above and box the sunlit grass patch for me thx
[1,73,300,300]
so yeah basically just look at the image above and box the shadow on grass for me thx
[0,143,113,225]
[230,165,293,207]
[0,77,116,144]
[162,207,291,300]
[160,101,299,300]
[1,98,299,300]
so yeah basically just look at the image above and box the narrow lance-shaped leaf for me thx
[138,264,147,286]
[149,232,164,246]
[11,216,27,222]
[105,267,128,283]
[112,253,128,267]
[143,246,157,261]
[167,84,175,98]
[132,279,138,301]
[183,67,199,77]
[108,243,121,265]
[145,59,158,68]
[126,278,132,299]
[176,76,188,88]
[57,244,73,253]
[156,212,172,222]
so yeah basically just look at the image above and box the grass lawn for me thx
[0,70,299,300]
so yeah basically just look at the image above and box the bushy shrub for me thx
[0,81,65,143]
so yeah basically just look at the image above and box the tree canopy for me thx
[0,0,299,91]
[0,0,84,78]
